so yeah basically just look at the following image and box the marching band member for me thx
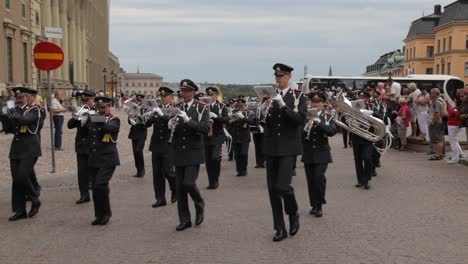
[171,79,209,231]
[1,87,42,221]
[263,63,307,241]
[88,96,120,225]
[368,87,387,176]
[128,94,148,178]
[301,92,336,217]
[204,86,229,189]
[67,90,95,204]
[146,87,177,207]
[226,99,236,161]
[229,98,254,176]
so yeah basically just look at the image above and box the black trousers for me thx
[252,133,265,167]
[77,153,91,195]
[352,142,373,185]
[233,142,249,173]
[304,163,328,207]
[89,166,115,219]
[228,140,234,160]
[53,115,64,148]
[175,165,204,224]
[266,156,298,231]
[10,157,39,212]
[132,138,146,173]
[152,151,176,202]
[342,130,351,147]
[371,141,382,167]
[204,143,222,186]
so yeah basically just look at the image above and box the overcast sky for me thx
[109,0,454,84]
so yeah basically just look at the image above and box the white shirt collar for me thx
[184,99,195,110]
[278,87,290,96]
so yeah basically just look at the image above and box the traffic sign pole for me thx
[47,71,56,173]
[33,41,64,173]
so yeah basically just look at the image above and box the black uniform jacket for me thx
[147,105,172,154]
[87,114,120,168]
[229,110,254,143]
[302,111,337,164]
[263,89,307,156]
[1,104,42,159]
[172,101,209,166]
[204,102,229,146]
[128,107,148,140]
[67,105,94,154]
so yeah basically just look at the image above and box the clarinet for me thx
[167,116,179,144]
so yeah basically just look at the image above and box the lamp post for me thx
[102,68,107,95]
[111,70,117,105]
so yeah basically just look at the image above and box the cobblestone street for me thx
[0,111,467,264]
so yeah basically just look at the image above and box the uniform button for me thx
[313,146,316,149]
[82,139,85,141]
[93,149,96,152]
[93,142,96,144]
[182,146,186,149]
[277,124,281,127]
[278,115,281,117]
[277,133,281,136]
[160,137,163,139]
[313,139,316,141]
[93,129,96,131]
[182,137,186,140]
[93,135,96,138]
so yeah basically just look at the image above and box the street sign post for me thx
[44,27,63,39]
[33,41,64,173]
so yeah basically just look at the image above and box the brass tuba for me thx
[334,92,386,143]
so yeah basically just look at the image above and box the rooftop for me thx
[438,0,468,27]
[122,73,163,80]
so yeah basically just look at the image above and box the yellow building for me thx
[404,1,468,84]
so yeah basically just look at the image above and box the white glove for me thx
[168,118,176,128]
[154,107,163,117]
[209,112,218,118]
[272,94,286,107]
[360,109,373,118]
[313,118,321,124]
[178,111,190,122]
[235,112,245,119]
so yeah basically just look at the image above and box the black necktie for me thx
[184,104,189,112]
[280,91,283,97]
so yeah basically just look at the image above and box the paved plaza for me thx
[0,111,467,264]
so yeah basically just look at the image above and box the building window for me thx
[443,38,446,52]
[138,82,141,87]
[426,46,434,57]
[144,83,147,87]
[465,62,468,76]
[466,35,468,49]
[21,1,26,18]
[436,64,440,74]
[35,12,40,26]
[447,63,451,75]
[6,0,10,9]
[426,68,433,74]
[413,48,416,59]
[438,39,441,53]
[441,63,445,74]
[449,37,452,51]
[23,42,28,83]
[6,37,14,83]
[132,82,135,86]
[150,83,153,87]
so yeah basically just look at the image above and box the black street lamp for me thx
[102,68,107,95]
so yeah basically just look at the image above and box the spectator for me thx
[51,90,67,150]
[428,88,444,161]
[414,86,430,141]
[388,77,401,102]
[446,95,464,164]
[394,97,410,151]
[459,88,468,145]
[407,83,421,139]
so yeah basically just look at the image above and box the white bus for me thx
[301,74,464,105]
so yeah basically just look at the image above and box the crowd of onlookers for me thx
[310,81,468,164]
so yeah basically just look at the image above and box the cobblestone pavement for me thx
[0,113,467,264]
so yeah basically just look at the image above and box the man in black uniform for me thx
[350,91,374,190]
[171,79,209,231]
[68,91,95,204]
[147,87,177,207]
[368,88,387,176]
[229,98,254,176]
[251,97,266,168]
[128,94,148,177]
[88,96,120,225]
[263,63,306,241]
[1,87,42,221]
[204,86,229,189]
[27,90,45,197]
[301,92,336,217]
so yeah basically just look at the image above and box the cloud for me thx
[109,0,454,83]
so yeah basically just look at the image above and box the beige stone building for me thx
[1,0,119,96]
[120,71,164,97]
[404,1,468,83]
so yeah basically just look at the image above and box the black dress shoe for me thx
[176,222,192,231]
[195,209,204,226]
[8,211,27,221]
[355,183,363,188]
[76,194,91,204]
[98,215,110,225]
[28,200,41,218]
[236,171,247,177]
[371,170,377,177]
[289,213,300,236]
[206,183,219,190]
[314,205,323,217]
[171,192,177,203]
[272,229,288,242]
[152,200,167,208]
[363,184,371,190]
[309,207,317,215]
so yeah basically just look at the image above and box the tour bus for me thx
[301,74,465,105]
